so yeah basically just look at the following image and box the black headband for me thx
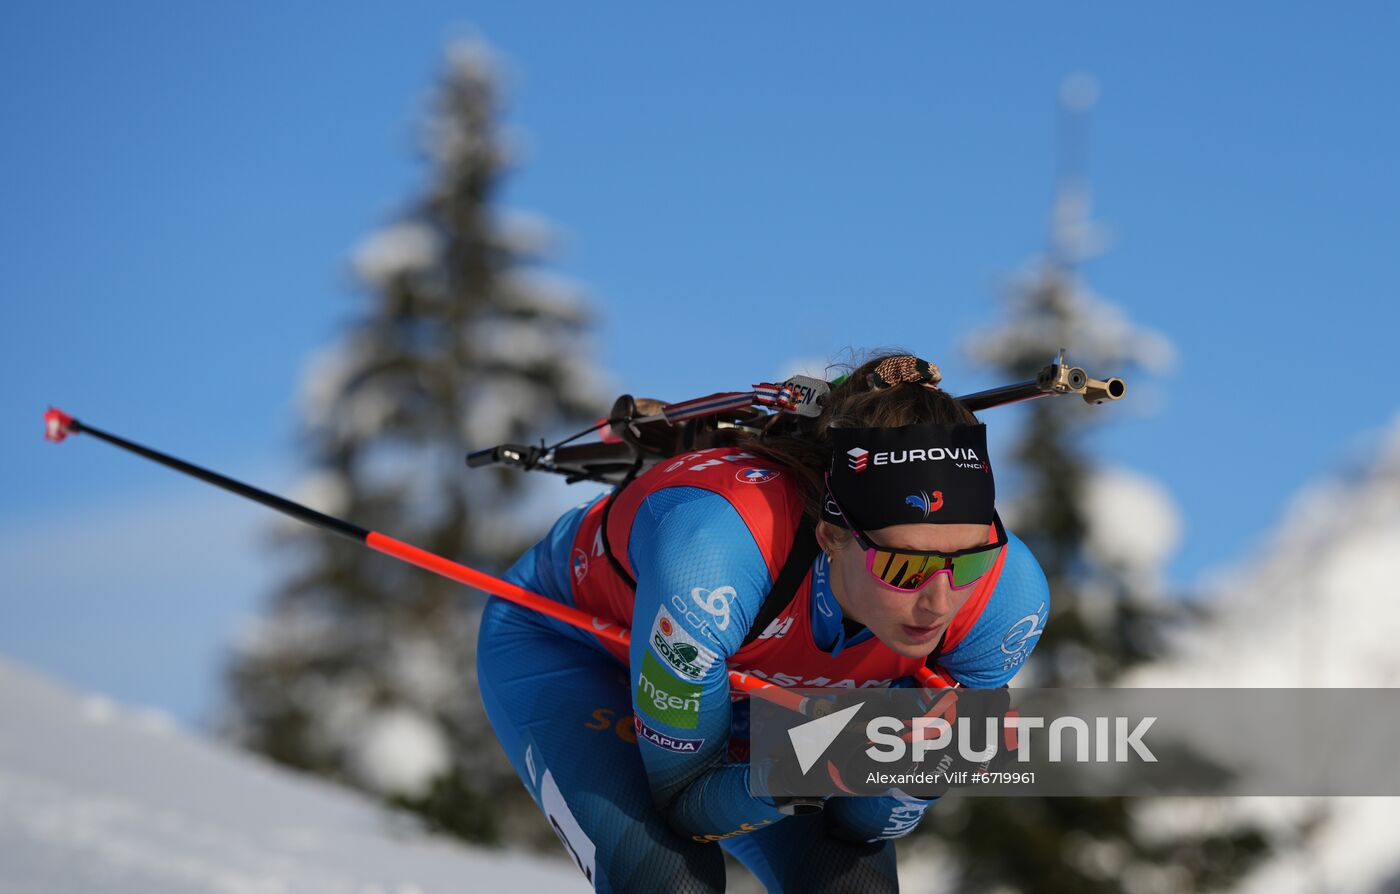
[822,424,996,529]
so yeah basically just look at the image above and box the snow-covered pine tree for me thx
[222,39,605,846]
[924,76,1271,892]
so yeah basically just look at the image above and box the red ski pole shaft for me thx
[43,408,814,713]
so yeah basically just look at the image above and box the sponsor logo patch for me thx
[634,715,705,754]
[584,707,637,744]
[692,585,735,631]
[904,490,944,517]
[1000,601,1047,671]
[738,667,894,689]
[757,616,793,639]
[650,606,719,681]
[867,446,983,468]
[879,793,931,839]
[571,548,590,583]
[636,652,703,728]
[847,447,870,472]
[691,819,774,843]
[670,593,722,644]
[736,467,781,485]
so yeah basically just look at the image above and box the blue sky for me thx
[3,3,1397,723]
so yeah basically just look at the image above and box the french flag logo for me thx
[847,447,870,472]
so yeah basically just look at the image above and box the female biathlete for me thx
[476,354,1050,892]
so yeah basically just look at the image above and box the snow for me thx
[383,638,461,709]
[352,222,442,287]
[350,708,451,798]
[298,340,360,433]
[1129,413,1400,692]
[965,277,1177,381]
[496,270,589,323]
[459,378,542,449]
[1082,466,1183,592]
[1124,411,1400,893]
[291,470,352,521]
[0,656,584,893]
[493,210,557,260]
[425,40,513,171]
[472,318,561,368]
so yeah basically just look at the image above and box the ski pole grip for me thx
[772,797,825,816]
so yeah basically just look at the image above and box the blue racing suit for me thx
[477,481,1049,892]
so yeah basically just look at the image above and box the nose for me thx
[915,571,956,619]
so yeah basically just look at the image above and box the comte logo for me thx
[847,448,870,472]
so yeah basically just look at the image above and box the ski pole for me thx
[41,408,867,712]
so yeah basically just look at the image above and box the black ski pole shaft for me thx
[41,407,827,714]
[43,408,368,542]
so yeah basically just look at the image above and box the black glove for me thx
[914,686,1013,795]
[821,686,1014,799]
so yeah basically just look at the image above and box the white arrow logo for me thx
[788,702,865,775]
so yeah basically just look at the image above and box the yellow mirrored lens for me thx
[873,551,943,589]
[871,546,1002,590]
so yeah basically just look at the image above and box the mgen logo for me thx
[736,468,781,485]
[636,653,702,728]
[848,448,870,472]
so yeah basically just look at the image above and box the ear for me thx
[814,520,850,554]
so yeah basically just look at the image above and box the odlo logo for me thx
[848,448,870,472]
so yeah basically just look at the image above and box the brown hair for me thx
[738,352,978,523]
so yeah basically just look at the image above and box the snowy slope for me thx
[0,657,584,894]
[1125,414,1400,894]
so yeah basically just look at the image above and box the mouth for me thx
[900,622,944,643]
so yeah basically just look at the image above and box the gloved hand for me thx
[749,731,831,814]
[820,686,1014,799]
[909,686,1013,795]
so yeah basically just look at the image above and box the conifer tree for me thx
[222,40,604,846]
[924,76,1270,892]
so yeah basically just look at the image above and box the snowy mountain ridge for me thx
[1126,412,1400,894]
[1131,412,1400,690]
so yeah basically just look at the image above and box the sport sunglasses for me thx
[824,473,1007,593]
